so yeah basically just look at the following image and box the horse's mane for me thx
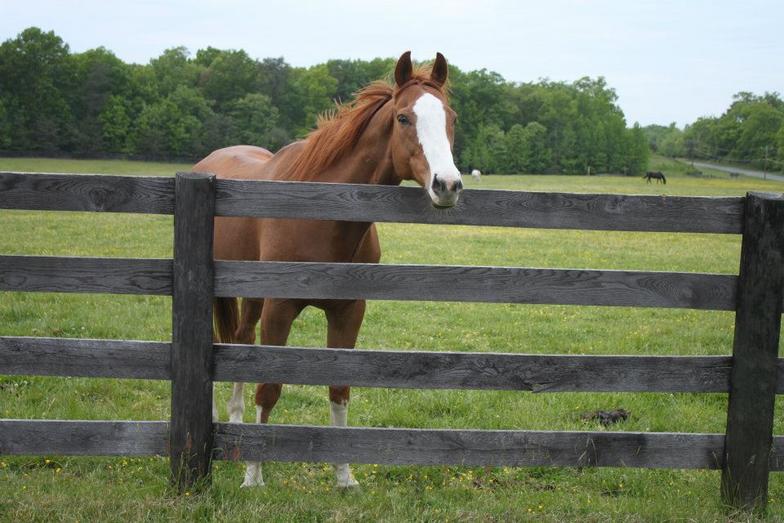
[280,65,448,181]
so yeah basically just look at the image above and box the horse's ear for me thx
[395,51,413,87]
[430,52,448,87]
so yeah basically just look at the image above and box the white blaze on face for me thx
[412,93,461,201]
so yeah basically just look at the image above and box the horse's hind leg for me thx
[242,298,304,488]
[325,299,366,488]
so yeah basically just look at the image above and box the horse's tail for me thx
[214,297,239,343]
[661,173,667,184]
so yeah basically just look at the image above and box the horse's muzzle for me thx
[430,173,463,208]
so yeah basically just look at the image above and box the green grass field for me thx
[1,155,784,521]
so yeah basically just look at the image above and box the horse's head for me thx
[389,51,462,208]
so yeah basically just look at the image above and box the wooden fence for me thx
[1,171,783,511]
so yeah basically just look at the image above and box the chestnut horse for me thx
[194,52,462,488]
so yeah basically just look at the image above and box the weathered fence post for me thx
[721,192,784,511]
[170,172,216,491]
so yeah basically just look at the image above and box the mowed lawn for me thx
[1,155,784,521]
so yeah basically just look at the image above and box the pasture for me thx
[2,155,784,521]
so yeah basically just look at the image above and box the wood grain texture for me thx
[214,179,744,234]
[0,173,744,234]
[3,420,784,472]
[721,192,784,510]
[214,423,732,469]
[219,345,784,393]
[0,172,174,214]
[213,344,741,393]
[215,261,737,310]
[0,255,172,295]
[0,419,168,456]
[5,337,784,394]
[170,172,215,489]
[0,336,170,379]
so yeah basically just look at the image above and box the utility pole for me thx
[763,145,769,180]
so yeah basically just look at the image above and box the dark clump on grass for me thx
[581,409,630,426]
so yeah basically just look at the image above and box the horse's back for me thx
[194,145,274,180]
[196,146,274,261]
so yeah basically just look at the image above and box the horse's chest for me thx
[259,219,370,263]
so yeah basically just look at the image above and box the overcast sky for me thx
[3,0,782,127]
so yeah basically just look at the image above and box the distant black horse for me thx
[644,171,667,184]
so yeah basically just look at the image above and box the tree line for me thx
[0,27,649,174]
[643,92,784,172]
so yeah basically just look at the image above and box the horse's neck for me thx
[323,146,398,186]
[287,104,399,186]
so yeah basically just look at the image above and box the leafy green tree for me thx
[523,122,551,173]
[463,124,506,173]
[503,124,528,173]
[133,86,213,158]
[197,49,257,109]
[732,103,783,159]
[642,124,670,152]
[778,125,784,162]
[194,46,223,67]
[450,68,514,165]
[286,64,338,136]
[503,122,550,173]
[326,59,370,102]
[325,57,394,102]
[643,123,684,157]
[149,46,201,97]
[0,27,75,152]
[658,126,685,157]
[69,47,133,153]
[0,98,10,149]
[0,26,686,173]
[227,93,280,148]
[625,123,650,175]
[99,95,132,153]
[200,112,234,153]
[682,92,783,169]
[257,57,293,128]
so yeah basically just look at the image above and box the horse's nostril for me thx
[432,174,446,192]
[454,179,463,192]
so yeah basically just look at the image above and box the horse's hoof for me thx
[240,478,265,488]
[336,476,359,488]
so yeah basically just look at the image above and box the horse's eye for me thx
[397,114,410,125]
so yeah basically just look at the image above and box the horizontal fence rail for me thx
[0,172,744,234]
[0,419,168,456]
[3,255,756,312]
[0,337,170,380]
[0,172,175,214]
[214,423,784,471]
[5,336,784,394]
[0,256,172,295]
[3,420,783,472]
[216,261,739,310]
[212,344,758,393]
[214,179,745,234]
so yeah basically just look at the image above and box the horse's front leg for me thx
[325,300,366,488]
[241,299,303,488]
[226,299,263,425]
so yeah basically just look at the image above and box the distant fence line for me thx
[0,171,782,512]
